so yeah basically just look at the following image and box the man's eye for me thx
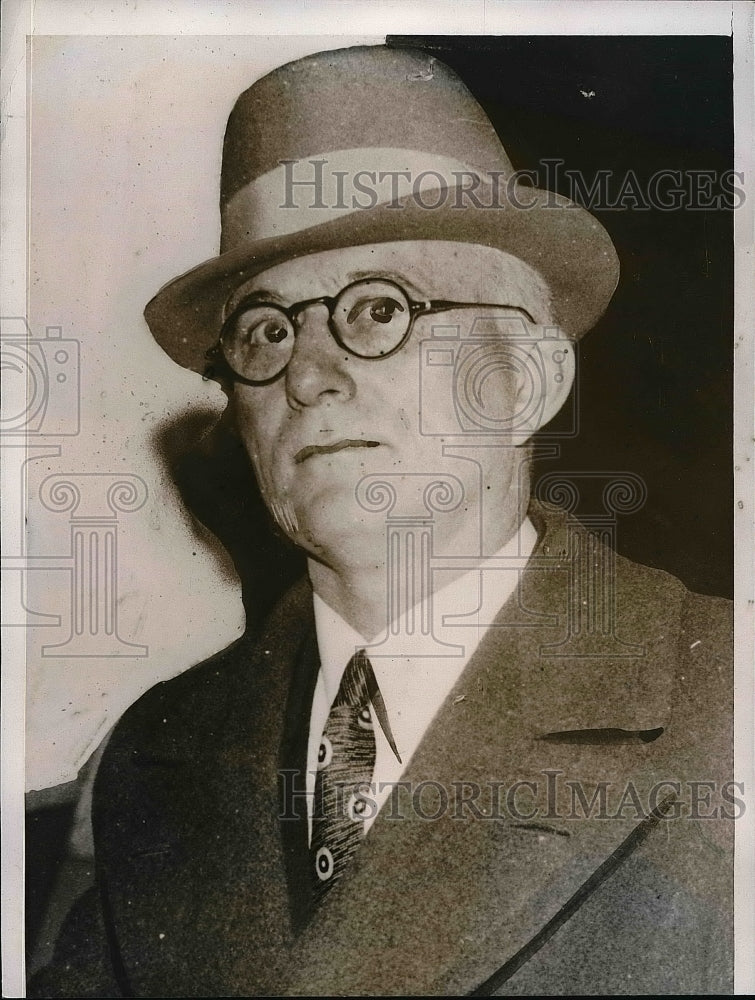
[347,297,405,326]
[370,298,405,323]
[247,316,290,345]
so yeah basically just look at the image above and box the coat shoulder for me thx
[103,574,314,749]
[614,548,733,750]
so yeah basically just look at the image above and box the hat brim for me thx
[144,184,619,374]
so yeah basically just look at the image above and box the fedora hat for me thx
[144,45,619,373]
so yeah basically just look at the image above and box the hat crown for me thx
[220,45,514,209]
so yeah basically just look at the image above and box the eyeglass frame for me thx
[206,277,538,387]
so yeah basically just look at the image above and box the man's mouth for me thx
[294,440,381,464]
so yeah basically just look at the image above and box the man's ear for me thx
[514,331,576,441]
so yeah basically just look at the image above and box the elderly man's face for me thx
[231,241,560,569]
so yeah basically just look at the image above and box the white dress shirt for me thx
[306,517,537,841]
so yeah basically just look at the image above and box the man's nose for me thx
[284,304,356,408]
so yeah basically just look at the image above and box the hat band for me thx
[220,147,490,249]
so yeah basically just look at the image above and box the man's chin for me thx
[288,496,385,565]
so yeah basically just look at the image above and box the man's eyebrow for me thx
[237,288,281,303]
[347,269,426,297]
[224,287,284,318]
[345,271,535,317]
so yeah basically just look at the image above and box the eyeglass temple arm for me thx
[417,300,537,324]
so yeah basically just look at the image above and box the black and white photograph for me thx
[2,2,753,996]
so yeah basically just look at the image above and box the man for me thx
[32,44,733,996]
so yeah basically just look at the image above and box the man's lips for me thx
[294,439,381,464]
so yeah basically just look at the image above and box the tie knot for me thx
[335,649,373,709]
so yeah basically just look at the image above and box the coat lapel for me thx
[278,624,319,932]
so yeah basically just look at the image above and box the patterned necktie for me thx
[310,648,378,903]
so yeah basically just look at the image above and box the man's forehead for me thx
[225,240,553,318]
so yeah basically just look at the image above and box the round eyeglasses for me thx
[209,277,536,385]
